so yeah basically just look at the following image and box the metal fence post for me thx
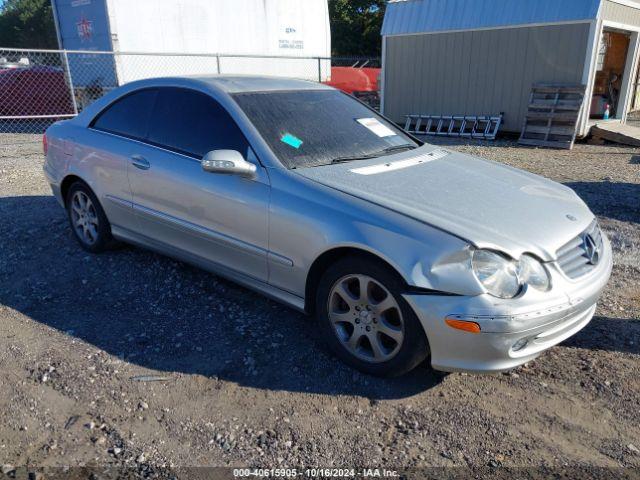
[317,57,322,83]
[62,50,79,115]
[216,54,221,74]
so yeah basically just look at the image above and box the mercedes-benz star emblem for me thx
[583,234,600,266]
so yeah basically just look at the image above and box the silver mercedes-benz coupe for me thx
[43,76,612,377]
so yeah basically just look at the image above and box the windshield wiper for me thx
[331,152,381,164]
[331,144,417,165]
[380,144,417,154]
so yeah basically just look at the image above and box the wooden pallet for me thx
[519,83,586,150]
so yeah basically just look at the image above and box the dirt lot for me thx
[0,134,639,478]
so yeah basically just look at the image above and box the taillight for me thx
[43,133,48,155]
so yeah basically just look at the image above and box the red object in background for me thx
[324,66,380,95]
[0,65,75,117]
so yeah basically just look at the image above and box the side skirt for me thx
[111,225,307,313]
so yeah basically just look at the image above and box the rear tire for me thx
[66,181,115,253]
[315,256,429,377]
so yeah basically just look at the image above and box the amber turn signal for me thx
[445,317,481,334]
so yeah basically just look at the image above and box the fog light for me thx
[512,338,529,352]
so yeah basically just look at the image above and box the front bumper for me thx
[404,235,613,373]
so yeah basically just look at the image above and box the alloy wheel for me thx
[70,191,99,245]
[327,274,405,363]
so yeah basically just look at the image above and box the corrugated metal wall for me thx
[382,0,600,36]
[383,23,591,132]
[601,1,640,26]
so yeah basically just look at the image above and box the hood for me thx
[295,145,594,261]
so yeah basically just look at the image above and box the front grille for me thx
[556,220,603,279]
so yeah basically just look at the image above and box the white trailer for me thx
[51,0,331,85]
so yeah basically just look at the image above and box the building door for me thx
[631,60,640,113]
[590,30,631,119]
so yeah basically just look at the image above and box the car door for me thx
[88,88,158,234]
[126,87,270,282]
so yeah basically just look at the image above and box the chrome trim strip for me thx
[131,202,267,259]
[90,128,202,164]
[111,225,305,312]
[446,297,590,334]
[108,196,295,269]
[268,252,295,267]
[105,194,133,208]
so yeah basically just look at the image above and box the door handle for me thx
[130,154,150,170]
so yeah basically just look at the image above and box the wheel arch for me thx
[304,246,409,315]
[60,174,88,207]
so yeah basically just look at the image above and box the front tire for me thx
[315,256,429,377]
[66,181,115,253]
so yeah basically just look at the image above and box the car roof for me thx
[71,74,336,132]
[186,75,334,94]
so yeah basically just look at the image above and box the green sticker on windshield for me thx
[281,133,303,149]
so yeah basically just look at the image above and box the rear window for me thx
[92,89,157,140]
[233,90,419,169]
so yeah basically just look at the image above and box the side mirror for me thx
[202,150,257,178]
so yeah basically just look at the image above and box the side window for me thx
[92,89,158,140]
[147,88,250,158]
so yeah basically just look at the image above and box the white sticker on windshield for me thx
[356,118,397,138]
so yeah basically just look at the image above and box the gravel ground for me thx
[0,133,639,478]
[627,111,640,128]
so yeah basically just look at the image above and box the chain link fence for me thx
[1,48,383,145]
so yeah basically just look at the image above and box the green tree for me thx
[0,0,58,49]
[329,0,386,57]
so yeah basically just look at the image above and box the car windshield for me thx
[233,89,420,169]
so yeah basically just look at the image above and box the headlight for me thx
[471,250,520,299]
[471,250,551,298]
[517,254,551,292]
